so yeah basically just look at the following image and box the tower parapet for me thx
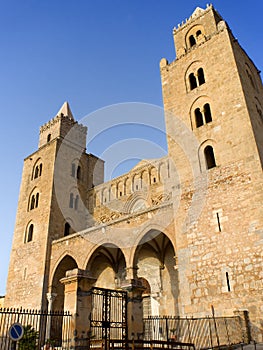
[38,102,87,149]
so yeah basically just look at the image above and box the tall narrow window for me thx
[77,166,81,180]
[204,146,216,169]
[195,108,203,128]
[204,103,212,123]
[226,272,231,292]
[69,193,74,208]
[39,163,42,176]
[27,224,34,243]
[35,193,39,208]
[197,68,205,85]
[47,134,51,142]
[30,195,35,210]
[189,35,196,47]
[64,222,71,236]
[75,195,79,210]
[189,73,197,90]
[34,166,39,179]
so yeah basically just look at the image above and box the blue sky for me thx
[0,0,262,296]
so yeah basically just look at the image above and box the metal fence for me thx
[143,316,244,349]
[0,308,72,349]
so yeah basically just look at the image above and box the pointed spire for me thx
[56,101,75,121]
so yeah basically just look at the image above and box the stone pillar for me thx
[233,309,251,343]
[121,278,145,340]
[60,268,96,349]
[45,293,57,341]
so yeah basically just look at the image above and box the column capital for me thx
[46,292,57,303]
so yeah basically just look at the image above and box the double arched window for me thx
[29,192,39,210]
[194,103,212,128]
[32,159,43,180]
[69,193,79,210]
[189,68,205,90]
[25,223,34,243]
[189,29,203,47]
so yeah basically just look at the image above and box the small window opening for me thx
[39,163,42,176]
[197,68,205,85]
[189,35,196,47]
[196,30,202,37]
[47,134,51,142]
[153,177,156,183]
[119,191,122,197]
[216,212,221,232]
[136,185,138,191]
[34,166,39,179]
[204,103,212,123]
[189,73,197,90]
[77,166,81,180]
[35,193,39,208]
[27,224,34,243]
[195,108,203,128]
[75,195,79,210]
[204,145,216,169]
[69,193,74,208]
[64,222,71,236]
[226,272,231,292]
[30,195,35,210]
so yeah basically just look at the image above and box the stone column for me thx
[45,293,57,341]
[121,276,145,340]
[60,268,96,349]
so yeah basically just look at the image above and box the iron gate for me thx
[90,287,127,345]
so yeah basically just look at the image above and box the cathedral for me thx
[4,4,263,342]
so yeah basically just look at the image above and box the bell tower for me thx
[160,4,263,175]
[160,5,263,334]
[4,102,104,309]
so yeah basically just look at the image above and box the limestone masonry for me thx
[4,4,263,342]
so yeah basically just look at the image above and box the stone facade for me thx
[4,4,263,342]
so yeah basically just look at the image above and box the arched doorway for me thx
[134,230,178,317]
[51,255,78,311]
[87,243,126,289]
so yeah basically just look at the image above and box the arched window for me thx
[26,224,34,243]
[197,68,205,85]
[64,222,71,236]
[189,73,197,90]
[204,146,216,169]
[47,134,51,142]
[196,30,202,37]
[30,195,35,210]
[77,166,81,180]
[69,193,74,208]
[35,193,39,208]
[204,103,212,123]
[75,195,79,210]
[189,35,196,47]
[71,163,76,177]
[27,224,34,242]
[195,108,203,128]
[34,166,39,179]
[39,163,42,176]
